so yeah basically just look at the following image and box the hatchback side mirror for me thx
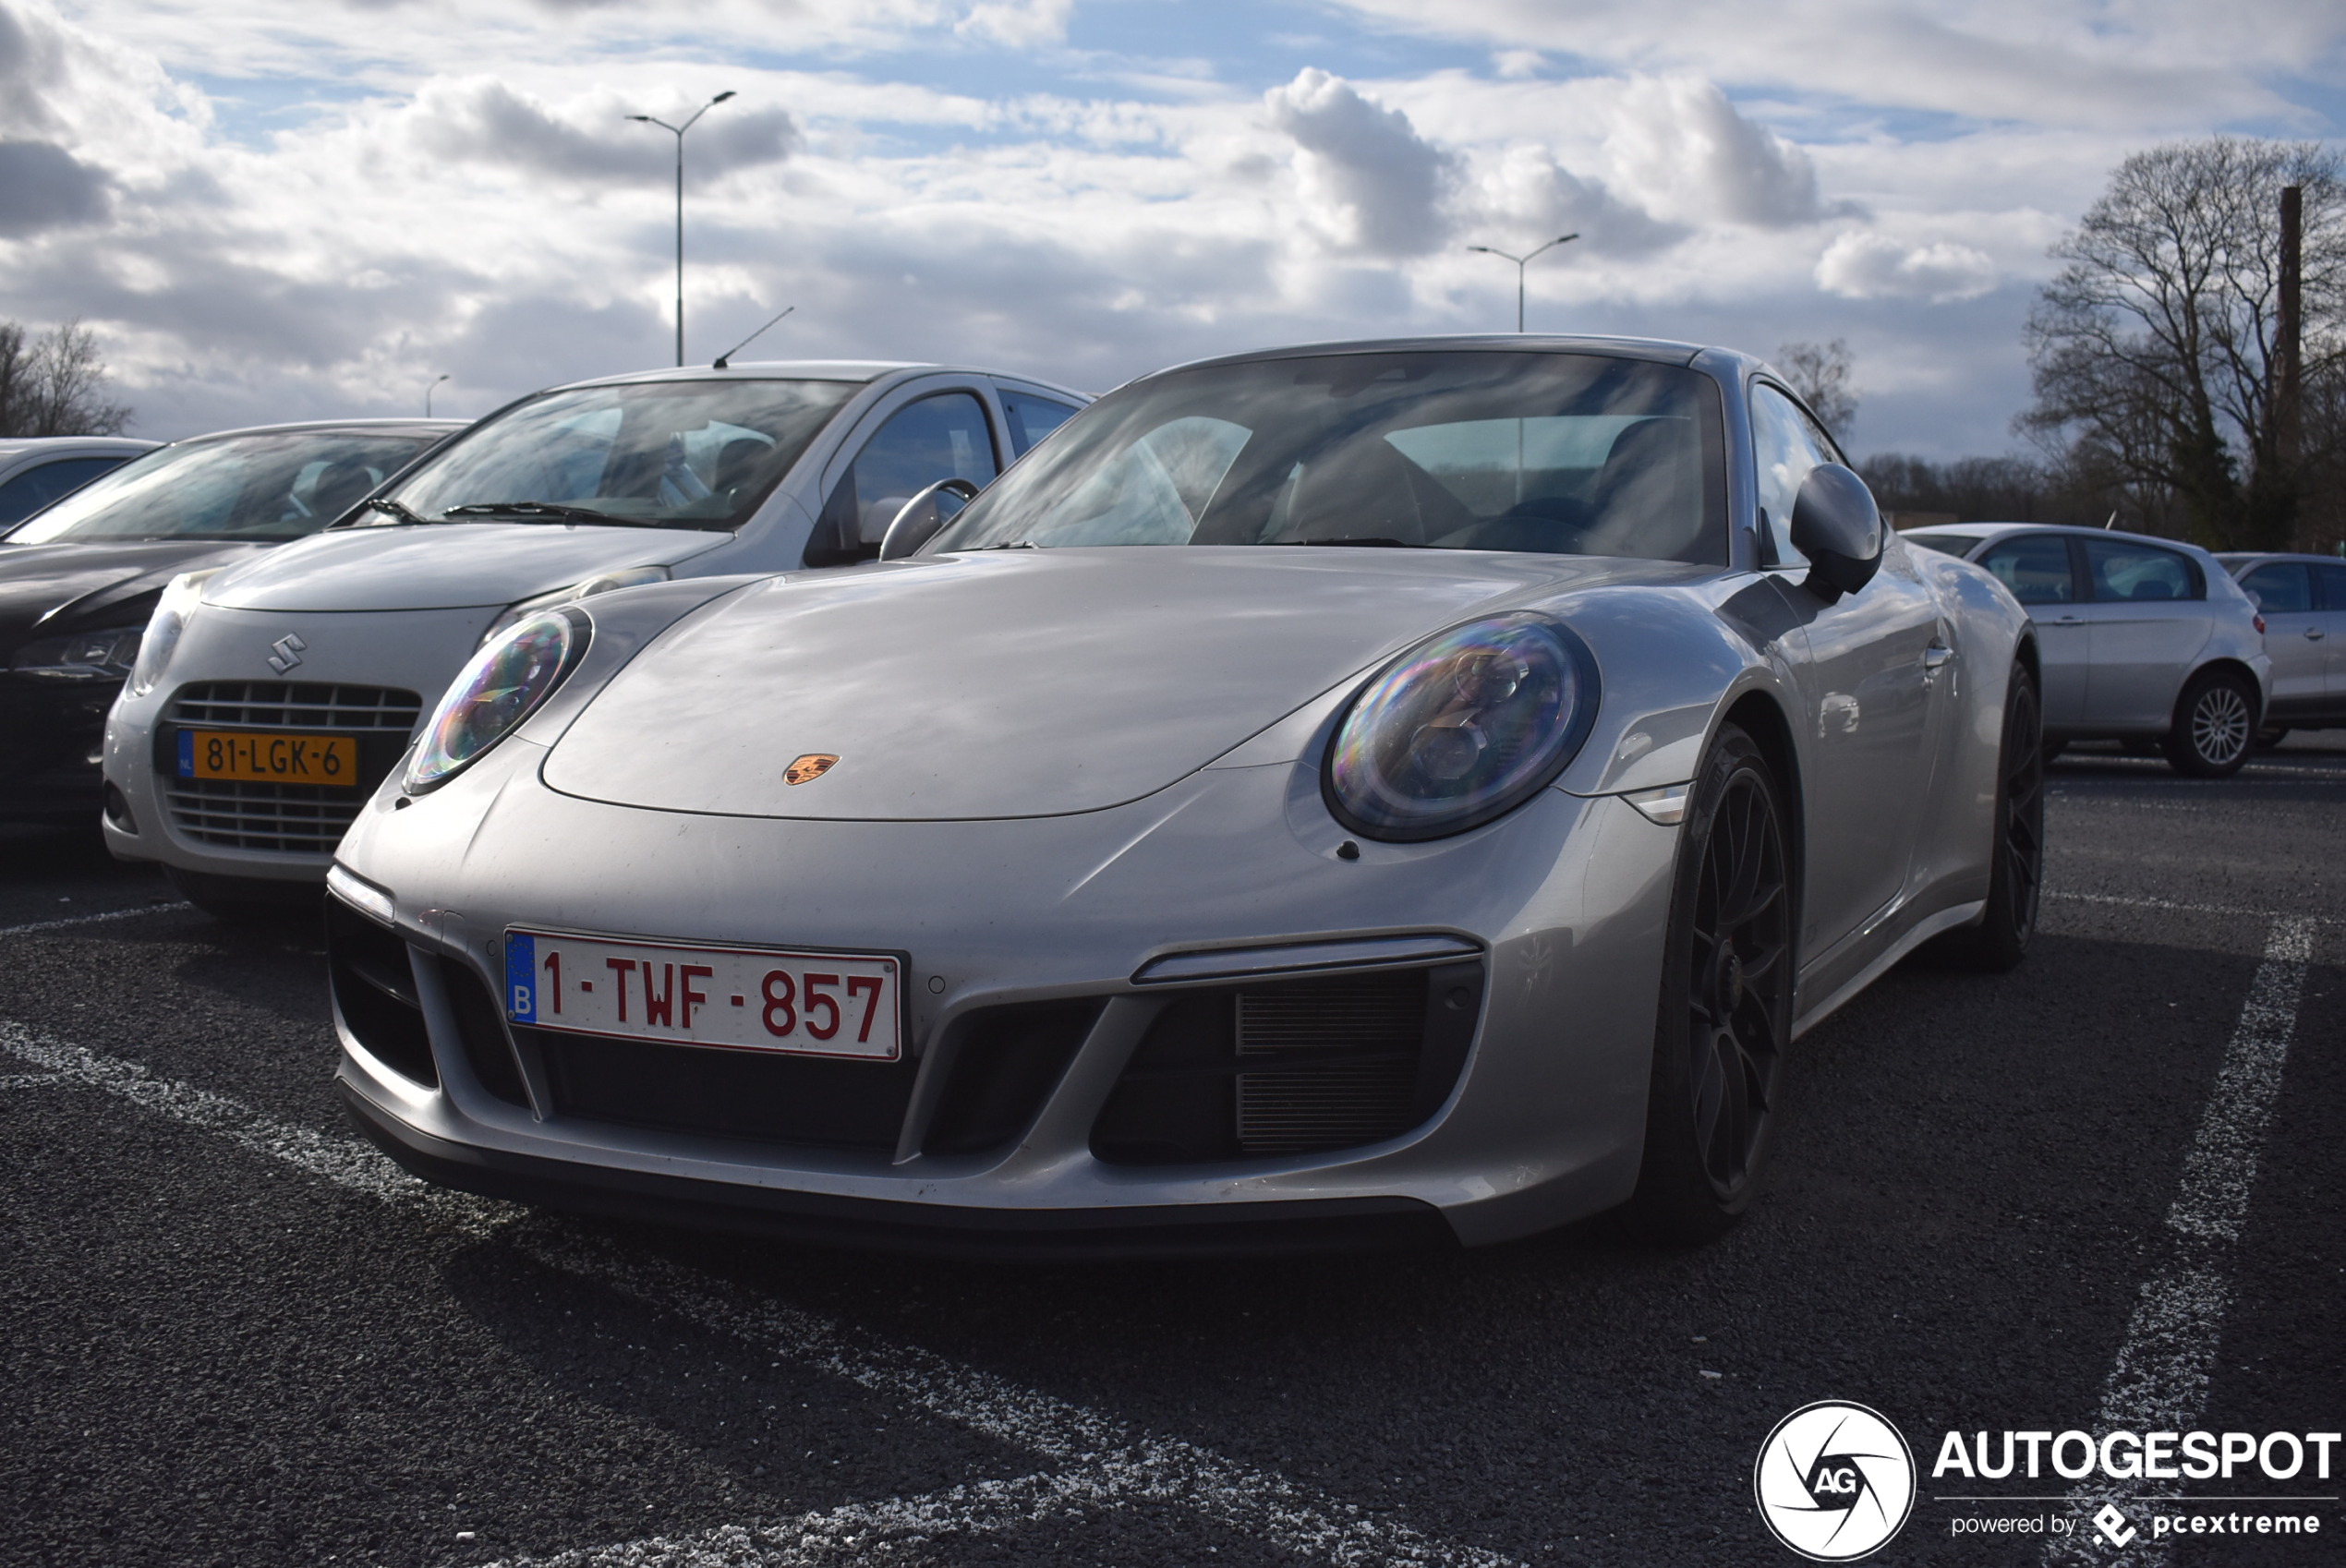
[877,477,981,561]
[1788,463,1883,603]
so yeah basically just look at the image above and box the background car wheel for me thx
[1626,723,1792,1243]
[2255,724,2290,749]
[164,866,320,925]
[2160,669,2257,778]
[2041,738,2067,763]
[1937,663,2043,972]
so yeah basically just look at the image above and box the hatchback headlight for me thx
[11,625,143,681]
[127,570,221,697]
[478,566,670,645]
[1324,613,1599,841]
[405,609,587,793]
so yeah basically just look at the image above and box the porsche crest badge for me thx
[784,754,840,786]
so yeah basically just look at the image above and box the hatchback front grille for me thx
[164,778,367,853]
[170,681,423,730]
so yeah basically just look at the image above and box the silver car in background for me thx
[1905,522,2269,777]
[2215,552,2346,742]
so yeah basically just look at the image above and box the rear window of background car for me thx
[2240,561,2313,612]
[2085,537,2199,602]
[1977,535,2075,604]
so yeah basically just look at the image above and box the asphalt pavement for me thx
[3,737,2340,1568]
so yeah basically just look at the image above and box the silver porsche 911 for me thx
[329,335,2042,1256]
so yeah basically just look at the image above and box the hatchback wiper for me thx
[441,501,667,528]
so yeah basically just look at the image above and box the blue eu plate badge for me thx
[504,931,537,1023]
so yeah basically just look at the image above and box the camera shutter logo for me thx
[1753,1401,1916,1561]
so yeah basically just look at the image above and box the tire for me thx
[2255,725,2290,749]
[1938,663,2043,971]
[2041,739,2068,764]
[2160,669,2257,778]
[1625,723,1793,1243]
[164,865,321,925]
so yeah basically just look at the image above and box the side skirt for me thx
[1790,899,1985,1041]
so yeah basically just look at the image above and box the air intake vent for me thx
[1091,958,1482,1165]
[529,1028,915,1153]
[326,898,436,1085]
[441,960,531,1107]
[921,1000,1101,1157]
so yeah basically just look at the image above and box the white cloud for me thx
[1596,75,1839,228]
[1815,231,1999,303]
[1264,66,1455,257]
[954,0,1073,48]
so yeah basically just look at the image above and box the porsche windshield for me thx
[381,379,859,530]
[932,351,1726,563]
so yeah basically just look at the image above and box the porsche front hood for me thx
[204,523,732,612]
[542,547,1651,821]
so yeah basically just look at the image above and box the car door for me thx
[2075,536,2211,728]
[806,387,1004,565]
[1750,382,1942,954]
[1974,533,2088,727]
[2316,563,2346,717]
[2237,561,2322,719]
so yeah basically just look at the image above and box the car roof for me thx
[1148,332,1711,381]
[1905,520,2216,556]
[0,436,159,461]
[161,418,469,445]
[546,361,1091,404]
[2212,551,2342,567]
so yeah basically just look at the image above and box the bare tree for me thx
[0,320,135,438]
[1774,339,1860,439]
[2019,138,2345,551]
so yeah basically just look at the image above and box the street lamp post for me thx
[424,374,449,416]
[626,90,737,368]
[1467,234,1578,332]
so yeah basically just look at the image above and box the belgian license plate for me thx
[502,929,901,1060]
[178,729,359,785]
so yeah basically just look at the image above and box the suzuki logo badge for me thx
[265,633,308,674]
[784,754,839,785]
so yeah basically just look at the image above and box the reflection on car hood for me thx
[204,523,733,612]
[0,539,270,651]
[543,547,1689,821]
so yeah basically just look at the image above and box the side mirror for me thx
[878,477,981,561]
[1788,463,1883,603]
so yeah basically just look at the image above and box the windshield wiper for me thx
[341,497,429,528]
[979,538,1042,550]
[1301,536,1414,548]
[441,501,668,528]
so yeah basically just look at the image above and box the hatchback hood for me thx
[205,524,732,613]
[543,547,1677,821]
[0,538,270,650]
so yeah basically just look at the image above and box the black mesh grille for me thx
[1091,960,1482,1165]
[529,1027,915,1153]
[326,899,435,1085]
[921,1000,1100,1157]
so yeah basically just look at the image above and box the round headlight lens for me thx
[1324,613,1598,841]
[405,609,586,792]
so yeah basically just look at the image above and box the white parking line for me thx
[0,1071,63,1089]
[0,1020,1517,1568]
[2044,916,2316,1564]
[0,901,191,937]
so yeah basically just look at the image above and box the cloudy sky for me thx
[3,0,2340,455]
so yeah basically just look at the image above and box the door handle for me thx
[2306,628,2326,640]
[1923,644,1953,670]
[2053,614,2083,623]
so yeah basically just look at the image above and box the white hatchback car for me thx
[103,361,1086,916]
[1905,522,2270,777]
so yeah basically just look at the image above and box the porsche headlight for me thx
[127,570,222,697]
[478,566,670,646]
[405,609,587,792]
[1324,613,1599,841]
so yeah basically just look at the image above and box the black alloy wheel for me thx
[1627,723,1792,1241]
[1940,662,2043,971]
[2162,669,2256,778]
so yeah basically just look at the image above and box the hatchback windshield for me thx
[6,430,442,545]
[381,380,859,530]
[931,351,1725,563]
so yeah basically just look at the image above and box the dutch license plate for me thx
[178,729,359,785]
[502,929,901,1060]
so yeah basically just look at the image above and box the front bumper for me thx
[0,673,115,824]
[331,738,1684,1252]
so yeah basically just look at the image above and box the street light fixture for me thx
[1467,234,1578,332]
[626,90,738,367]
[424,374,449,417]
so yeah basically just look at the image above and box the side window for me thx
[0,456,129,528]
[2084,537,2199,603]
[2315,563,2346,612]
[814,392,999,564]
[1000,392,1081,459]
[1749,383,1836,569]
[1977,535,2079,605]
[2240,562,2313,613]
